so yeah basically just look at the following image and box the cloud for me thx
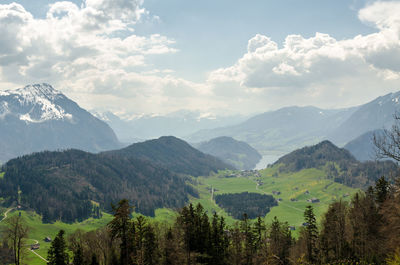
[1,1,400,116]
[0,1,180,103]
[207,1,400,112]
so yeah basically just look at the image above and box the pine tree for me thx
[304,205,319,263]
[108,199,134,265]
[241,213,255,265]
[375,176,389,204]
[268,216,292,265]
[210,213,229,265]
[143,224,158,265]
[47,230,69,265]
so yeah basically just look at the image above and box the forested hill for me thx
[196,136,262,170]
[106,136,234,176]
[273,140,397,188]
[0,149,197,223]
[275,140,357,169]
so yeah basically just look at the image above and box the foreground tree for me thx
[2,215,30,265]
[47,230,69,265]
[374,113,400,162]
[268,216,292,265]
[303,205,319,263]
[320,201,348,263]
[108,199,134,265]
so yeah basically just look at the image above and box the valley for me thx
[191,166,357,228]
[1,84,400,264]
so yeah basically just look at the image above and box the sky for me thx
[0,0,400,116]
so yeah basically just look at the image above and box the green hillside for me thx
[190,166,358,230]
[0,207,178,265]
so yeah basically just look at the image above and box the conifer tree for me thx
[108,199,134,265]
[303,205,319,263]
[241,213,255,265]
[375,176,389,204]
[47,230,69,265]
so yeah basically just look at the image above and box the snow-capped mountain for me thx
[92,109,248,143]
[329,91,400,145]
[0,83,121,163]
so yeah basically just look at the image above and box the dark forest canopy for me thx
[273,140,398,188]
[215,192,277,219]
[106,136,234,177]
[0,149,194,223]
[0,137,232,223]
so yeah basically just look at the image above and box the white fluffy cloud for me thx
[207,1,400,112]
[0,1,203,114]
[1,1,400,115]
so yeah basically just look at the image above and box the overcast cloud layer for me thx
[0,1,400,115]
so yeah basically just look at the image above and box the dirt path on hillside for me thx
[27,239,48,263]
[29,248,48,263]
[0,208,14,223]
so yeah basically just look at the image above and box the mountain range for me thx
[0,84,121,163]
[1,83,400,167]
[185,91,400,159]
[186,106,357,155]
[93,110,248,143]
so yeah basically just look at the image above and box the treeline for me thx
[0,149,197,223]
[215,192,278,219]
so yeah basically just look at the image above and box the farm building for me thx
[307,198,320,203]
[30,244,40,250]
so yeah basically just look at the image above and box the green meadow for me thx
[0,165,359,264]
[191,166,358,229]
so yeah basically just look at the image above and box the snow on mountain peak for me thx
[0,83,74,123]
[15,83,63,102]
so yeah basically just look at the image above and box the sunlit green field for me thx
[191,166,358,230]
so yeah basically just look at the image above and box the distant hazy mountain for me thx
[344,129,384,162]
[0,83,121,163]
[195,136,262,170]
[329,92,400,145]
[92,110,248,143]
[187,106,357,154]
[273,140,397,188]
[107,136,234,176]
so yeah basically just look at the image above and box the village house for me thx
[307,198,320,203]
[30,243,40,250]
